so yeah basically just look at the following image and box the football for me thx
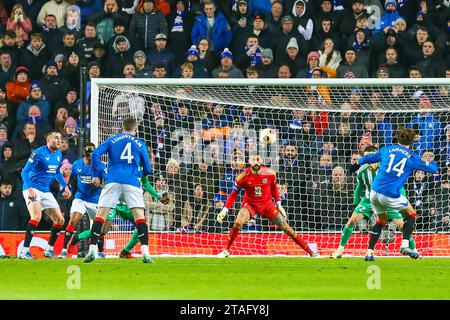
[259,128,277,145]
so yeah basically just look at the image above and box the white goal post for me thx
[90,78,450,257]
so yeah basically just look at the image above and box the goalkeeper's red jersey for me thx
[225,166,280,212]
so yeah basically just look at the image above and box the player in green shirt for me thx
[330,146,417,260]
[67,176,168,258]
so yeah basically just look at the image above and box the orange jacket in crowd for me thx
[305,66,336,108]
[136,0,171,16]
[5,78,31,105]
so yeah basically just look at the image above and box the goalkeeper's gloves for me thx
[217,207,228,224]
[276,201,286,218]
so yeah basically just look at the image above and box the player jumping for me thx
[216,154,315,257]
[331,145,417,260]
[358,127,438,259]
[83,118,154,264]
[59,143,106,259]
[20,131,72,259]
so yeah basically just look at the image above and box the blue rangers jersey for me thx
[359,144,438,198]
[22,146,67,192]
[72,158,107,203]
[91,133,152,188]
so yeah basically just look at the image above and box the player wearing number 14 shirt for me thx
[216,154,316,257]
[358,128,438,259]
[83,118,154,264]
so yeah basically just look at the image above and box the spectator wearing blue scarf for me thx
[235,34,262,70]
[168,0,194,63]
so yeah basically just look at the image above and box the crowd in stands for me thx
[0,0,449,233]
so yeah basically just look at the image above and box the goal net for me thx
[91,78,450,257]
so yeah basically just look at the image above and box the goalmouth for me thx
[90,78,450,257]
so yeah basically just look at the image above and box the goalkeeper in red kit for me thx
[216,154,316,257]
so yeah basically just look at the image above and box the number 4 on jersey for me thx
[120,142,134,164]
[386,154,407,177]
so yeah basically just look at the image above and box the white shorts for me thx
[22,189,59,210]
[98,183,145,209]
[70,198,98,219]
[370,190,409,215]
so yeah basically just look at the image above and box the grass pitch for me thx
[0,257,449,300]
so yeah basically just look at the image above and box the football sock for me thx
[124,230,140,253]
[90,217,105,246]
[226,223,241,250]
[340,224,354,247]
[71,233,80,245]
[402,214,416,243]
[136,219,148,246]
[63,225,76,249]
[48,223,63,247]
[48,223,62,247]
[409,235,416,250]
[368,221,385,250]
[24,219,39,248]
[292,232,314,256]
[98,235,105,253]
[76,230,91,241]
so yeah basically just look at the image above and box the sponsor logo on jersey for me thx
[46,164,58,174]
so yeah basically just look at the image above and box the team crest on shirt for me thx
[45,156,50,161]
[262,179,268,184]
[9,202,14,207]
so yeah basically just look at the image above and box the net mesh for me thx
[93,80,450,257]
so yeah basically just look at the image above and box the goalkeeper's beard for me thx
[251,164,261,173]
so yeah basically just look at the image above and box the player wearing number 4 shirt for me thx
[216,154,316,257]
[19,131,72,259]
[83,118,154,264]
[358,128,438,259]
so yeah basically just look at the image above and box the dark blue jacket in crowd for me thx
[16,96,51,124]
[76,0,103,25]
[0,192,29,231]
[191,11,233,56]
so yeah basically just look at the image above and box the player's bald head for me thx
[249,154,263,172]
[249,154,262,164]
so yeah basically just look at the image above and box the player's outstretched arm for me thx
[358,151,381,166]
[414,157,439,174]
[217,188,240,223]
[141,175,170,204]
[271,176,286,217]
[142,176,159,198]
